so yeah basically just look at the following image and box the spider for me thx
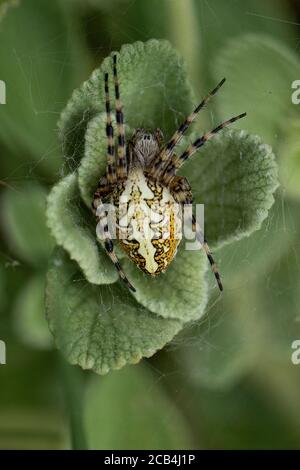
[92,55,246,293]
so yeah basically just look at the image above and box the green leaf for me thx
[180,198,298,389]
[0,0,90,175]
[59,39,194,169]
[195,0,298,89]
[46,248,182,375]
[1,183,54,266]
[123,245,208,321]
[84,364,194,449]
[47,39,279,375]
[255,203,300,360]
[216,197,297,282]
[13,275,53,350]
[212,34,300,146]
[181,292,260,389]
[181,129,279,248]
[46,173,117,285]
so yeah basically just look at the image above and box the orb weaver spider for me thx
[92,55,246,293]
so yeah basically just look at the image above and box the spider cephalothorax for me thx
[129,128,164,167]
[92,55,246,292]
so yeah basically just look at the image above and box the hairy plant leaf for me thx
[46,173,117,285]
[181,129,278,248]
[212,34,300,146]
[123,245,208,321]
[180,199,298,389]
[181,292,260,389]
[84,364,194,449]
[1,183,54,266]
[196,0,297,87]
[59,39,194,170]
[46,248,182,374]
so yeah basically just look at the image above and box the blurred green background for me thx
[1,0,300,449]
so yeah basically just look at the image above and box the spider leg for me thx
[113,54,127,181]
[192,214,223,291]
[162,112,246,185]
[94,197,136,293]
[169,174,193,204]
[150,78,226,180]
[104,72,117,185]
[90,64,134,292]
[169,175,223,292]
[92,176,111,211]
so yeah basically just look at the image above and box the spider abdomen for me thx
[113,169,182,275]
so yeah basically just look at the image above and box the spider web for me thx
[1,0,299,362]
[1,0,300,448]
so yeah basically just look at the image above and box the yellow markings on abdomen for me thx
[136,240,159,274]
[114,169,181,275]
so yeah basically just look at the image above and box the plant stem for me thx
[59,355,88,450]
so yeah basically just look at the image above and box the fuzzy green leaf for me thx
[59,39,194,169]
[1,183,54,266]
[46,173,117,285]
[123,245,208,321]
[180,199,298,389]
[46,248,182,375]
[84,364,194,449]
[212,34,300,146]
[181,292,260,389]
[181,129,279,248]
